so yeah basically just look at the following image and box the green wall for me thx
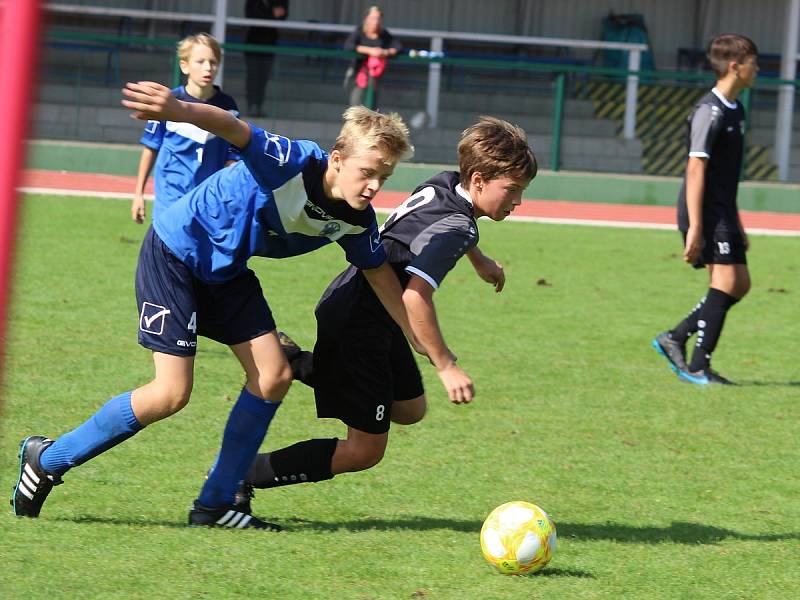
[26,140,800,213]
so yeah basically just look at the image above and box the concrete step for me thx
[749,108,800,129]
[748,126,800,148]
[37,77,599,119]
[30,102,641,170]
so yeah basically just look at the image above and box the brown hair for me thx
[333,106,413,164]
[707,34,758,78]
[458,117,537,188]
[176,32,222,64]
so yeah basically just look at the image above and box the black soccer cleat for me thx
[11,435,63,518]
[278,331,303,363]
[188,500,282,531]
[678,368,736,386]
[652,332,688,373]
[204,469,254,514]
[233,481,255,514]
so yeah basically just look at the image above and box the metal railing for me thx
[46,3,648,137]
[41,31,800,178]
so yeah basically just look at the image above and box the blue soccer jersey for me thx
[140,85,241,221]
[153,125,386,283]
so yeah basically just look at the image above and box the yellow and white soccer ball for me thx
[480,501,557,574]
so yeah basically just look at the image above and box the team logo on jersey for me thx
[139,302,170,335]
[305,200,335,222]
[369,230,382,253]
[264,133,291,166]
[320,221,341,236]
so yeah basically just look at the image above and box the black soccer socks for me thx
[246,438,338,488]
[688,288,738,372]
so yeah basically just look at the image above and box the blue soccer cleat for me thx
[652,332,688,374]
[678,368,736,386]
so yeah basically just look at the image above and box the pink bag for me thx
[356,56,387,88]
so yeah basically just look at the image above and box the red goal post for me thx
[0,1,43,400]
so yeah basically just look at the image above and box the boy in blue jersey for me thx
[11,84,416,530]
[132,33,240,224]
[652,35,758,385]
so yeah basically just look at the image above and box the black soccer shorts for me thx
[681,229,747,269]
[312,316,424,435]
[135,227,276,356]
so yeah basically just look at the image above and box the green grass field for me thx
[1,195,798,599]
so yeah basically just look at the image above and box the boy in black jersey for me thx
[241,118,537,496]
[653,34,758,385]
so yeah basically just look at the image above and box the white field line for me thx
[19,187,800,237]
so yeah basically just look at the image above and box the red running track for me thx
[18,169,800,235]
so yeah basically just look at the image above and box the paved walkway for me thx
[19,169,800,236]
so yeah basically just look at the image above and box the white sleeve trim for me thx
[688,151,710,158]
[405,266,439,290]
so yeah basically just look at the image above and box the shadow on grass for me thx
[53,515,190,529]
[531,567,595,579]
[557,521,800,544]
[283,515,481,533]
[736,380,800,387]
[283,517,799,545]
[52,515,800,546]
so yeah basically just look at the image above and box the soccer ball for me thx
[480,501,557,575]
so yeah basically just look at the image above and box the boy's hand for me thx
[472,254,505,293]
[131,195,146,224]
[683,226,702,264]
[437,362,475,404]
[122,82,184,122]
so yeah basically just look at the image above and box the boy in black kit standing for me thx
[653,34,759,385]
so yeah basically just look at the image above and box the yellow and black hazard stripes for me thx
[743,145,777,180]
[575,81,777,180]
[641,138,684,176]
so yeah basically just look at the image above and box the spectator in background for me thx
[344,6,401,109]
[244,0,288,117]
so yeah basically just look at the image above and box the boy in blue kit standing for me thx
[652,34,758,385]
[11,82,414,530]
[132,33,240,224]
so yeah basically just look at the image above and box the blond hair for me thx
[332,106,413,164]
[707,34,758,78]
[176,32,222,64]
[458,117,537,187]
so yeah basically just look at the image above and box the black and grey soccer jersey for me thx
[316,171,478,328]
[380,170,479,288]
[677,88,746,233]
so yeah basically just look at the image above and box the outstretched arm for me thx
[122,81,251,149]
[467,246,505,292]
[403,276,474,404]
[362,262,423,354]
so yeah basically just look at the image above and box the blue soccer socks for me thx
[197,388,280,508]
[39,391,143,476]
